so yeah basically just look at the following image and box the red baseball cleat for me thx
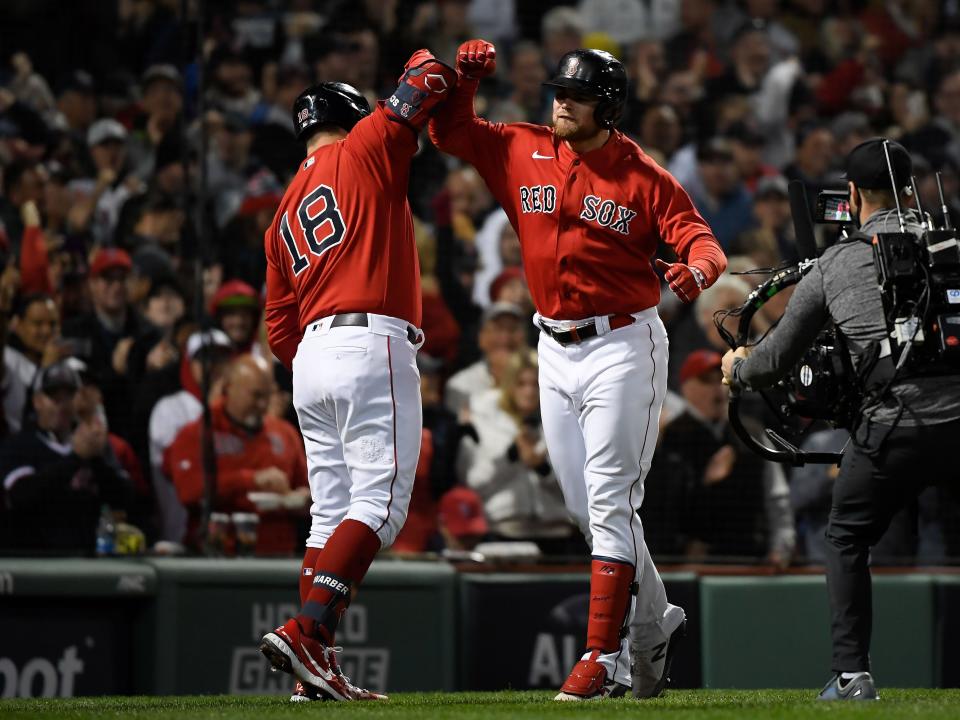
[259,618,355,701]
[555,652,629,701]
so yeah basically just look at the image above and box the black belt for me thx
[330,313,419,344]
[538,314,635,346]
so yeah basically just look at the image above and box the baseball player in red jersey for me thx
[430,43,727,700]
[257,52,457,702]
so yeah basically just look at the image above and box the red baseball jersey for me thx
[264,105,422,368]
[429,79,724,320]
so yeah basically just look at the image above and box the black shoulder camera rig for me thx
[718,145,960,466]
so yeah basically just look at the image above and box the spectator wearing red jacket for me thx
[165,354,308,554]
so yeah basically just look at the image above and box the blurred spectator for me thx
[128,65,183,182]
[71,118,139,245]
[489,41,547,124]
[541,6,586,70]
[456,349,576,552]
[207,110,256,228]
[472,209,521,308]
[206,48,263,121]
[715,0,799,64]
[445,301,527,415]
[0,361,131,555]
[643,349,795,565]
[52,70,97,177]
[578,0,679,45]
[830,111,873,158]
[209,279,262,355]
[438,485,489,551]
[3,293,63,434]
[68,356,152,537]
[724,120,777,192]
[783,121,838,202]
[902,69,960,169]
[690,137,754,250]
[0,161,45,249]
[61,247,143,435]
[166,354,308,555]
[250,62,308,181]
[705,19,773,109]
[633,103,684,167]
[148,329,233,542]
[748,174,796,263]
[219,170,281,287]
[467,0,518,49]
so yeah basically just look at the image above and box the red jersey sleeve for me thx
[428,78,511,189]
[264,218,301,370]
[653,169,727,280]
[342,104,419,185]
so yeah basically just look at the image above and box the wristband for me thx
[690,265,707,290]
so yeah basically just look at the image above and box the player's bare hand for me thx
[703,444,736,485]
[457,40,496,79]
[254,466,291,494]
[73,418,108,459]
[721,346,750,386]
[655,258,706,304]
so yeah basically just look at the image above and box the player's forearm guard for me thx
[386,59,458,129]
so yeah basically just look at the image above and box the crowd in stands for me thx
[1,0,958,565]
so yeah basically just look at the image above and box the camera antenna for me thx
[935,172,954,231]
[883,139,907,233]
[910,175,928,231]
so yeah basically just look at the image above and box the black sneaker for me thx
[817,672,879,701]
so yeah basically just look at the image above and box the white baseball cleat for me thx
[630,604,687,698]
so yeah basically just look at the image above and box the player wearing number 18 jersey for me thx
[259,52,457,702]
[430,43,727,700]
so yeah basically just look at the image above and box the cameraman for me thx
[721,138,960,701]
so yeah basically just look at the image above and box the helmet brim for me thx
[543,77,602,97]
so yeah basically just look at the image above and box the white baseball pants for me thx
[537,307,671,685]
[292,313,423,549]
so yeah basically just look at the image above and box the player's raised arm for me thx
[428,39,509,171]
[651,169,727,303]
[341,49,457,185]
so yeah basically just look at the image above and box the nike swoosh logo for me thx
[532,151,554,160]
[301,642,335,681]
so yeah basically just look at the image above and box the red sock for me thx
[299,547,322,605]
[297,519,381,642]
[586,558,635,653]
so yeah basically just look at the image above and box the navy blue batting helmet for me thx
[292,82,371,140]
[544,49,628,129]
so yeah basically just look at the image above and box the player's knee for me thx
[375,507,409,549]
